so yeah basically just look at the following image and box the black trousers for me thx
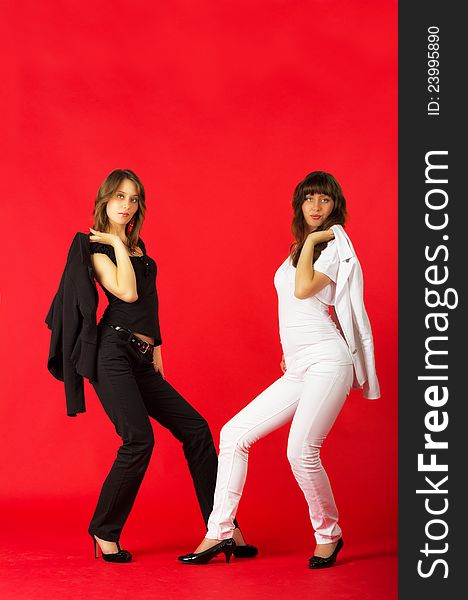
[89,324,237,541]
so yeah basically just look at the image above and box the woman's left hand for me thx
[152,345,165,379]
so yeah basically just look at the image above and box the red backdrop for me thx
[0,0,397,568]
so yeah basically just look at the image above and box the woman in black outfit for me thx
[84,169,256,562]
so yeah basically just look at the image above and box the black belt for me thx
[107,324,155,359]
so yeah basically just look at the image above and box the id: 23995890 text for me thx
[427,26,440,116]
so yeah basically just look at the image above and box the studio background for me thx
[0,1,397,598]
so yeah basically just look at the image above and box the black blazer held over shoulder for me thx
[45,232,100,416]
[46,232,151,416]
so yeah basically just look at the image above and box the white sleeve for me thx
[313,240,339,283]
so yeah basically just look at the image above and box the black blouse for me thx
[90,237,162,345]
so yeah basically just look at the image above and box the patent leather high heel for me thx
[92,535,132,563]
[232,527,258,558]
[308,537,344,569]
[232,543,258,558]
[178,538,236,565]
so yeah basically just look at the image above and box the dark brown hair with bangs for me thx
[290,171,348,267]
[92,169,146,254]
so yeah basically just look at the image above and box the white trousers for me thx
[206,362,354,544]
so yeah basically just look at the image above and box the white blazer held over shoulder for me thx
[329,225,380,400]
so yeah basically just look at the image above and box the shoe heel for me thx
[93,537,99,559]
[224,548,234,563]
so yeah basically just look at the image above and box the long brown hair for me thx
[92,169,146,253]
[290,171,348,267]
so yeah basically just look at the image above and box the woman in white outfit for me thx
[178,171,379,568]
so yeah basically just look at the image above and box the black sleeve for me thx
[90,242,116,263]
[62,272,86,416]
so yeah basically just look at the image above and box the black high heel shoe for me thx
[178,538,236,565]
[233,544,258,558]
[232,527,258,558]
[92,535,132,563]
[308,537,344,569]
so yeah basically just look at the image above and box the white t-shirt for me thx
[313,239,340,306]
[274,242,351,364]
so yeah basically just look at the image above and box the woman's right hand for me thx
[88,227,122,247]
[308,228,335,245]
[280,354,287,373]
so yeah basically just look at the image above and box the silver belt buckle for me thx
[139,341,150,354]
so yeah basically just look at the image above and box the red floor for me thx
[0,545,397,600]
[0,498,397,600]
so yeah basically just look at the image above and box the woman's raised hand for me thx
[308,228,335,245]
[88,227,121,247]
